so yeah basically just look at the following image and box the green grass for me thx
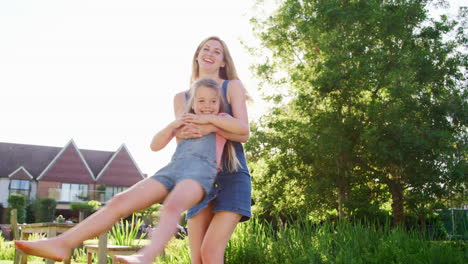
[1,220,466,263]
[223,219,467,264]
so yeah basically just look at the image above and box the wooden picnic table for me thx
[84,245,143,264]
[84,232,142,264]
[19,222,76,264]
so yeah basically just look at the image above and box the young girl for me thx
[14,78,248,264]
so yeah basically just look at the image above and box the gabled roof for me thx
[8,166,34,180]
[81,148,115,176]
[0,140,140,184]
[0,142,61,178]
[95,144,145,185]
[37,139,96,182]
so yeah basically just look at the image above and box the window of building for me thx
[105,186,128,201]
[9,179,30,196]
[60,183,89,202]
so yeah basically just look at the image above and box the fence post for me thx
[98,231,108,264]
[11,209,23,264]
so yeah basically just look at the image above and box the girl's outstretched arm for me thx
[150,118,185,151]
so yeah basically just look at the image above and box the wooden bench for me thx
[84,244,142,264]
[83,232,142,264]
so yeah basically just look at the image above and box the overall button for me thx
[214,183,219,188]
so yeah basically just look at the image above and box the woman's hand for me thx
[181,113,213,124]
[176,122,218,139]
[176,123,201,139]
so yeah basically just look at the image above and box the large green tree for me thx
[246,0,466,225]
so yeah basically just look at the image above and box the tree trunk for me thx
[336,167,349,220]
[337,184,346,220]
[418,212,427,233]
[336,148,350,220]
[337,177,351,220]
[387,178,405,226]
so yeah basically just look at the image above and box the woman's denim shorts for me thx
[186,170,252,222]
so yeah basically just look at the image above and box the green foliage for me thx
[109,214,144,246]
[0,235,88,261]
[7,194,26,224]
[34,198,57,222]
[25,200,35,223]
[87,200,102,211]
[0,236,15,260]
[134,203,162,226]
[247,0,467,225]
[70,202,95,213]
[156,239,191,263]
[71,247,89,263]
[1,218,465,263]
[224,218,467,264]
[437,209,468,240]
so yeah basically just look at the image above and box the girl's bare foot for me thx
[14,239,70,261]
[114,254,152,264]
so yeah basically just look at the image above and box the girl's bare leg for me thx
[15,178,168,261]
[115,179,204,264]
[187,203,214,264]
[200,211,241,264]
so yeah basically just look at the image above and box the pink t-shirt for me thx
[215,134,227,170]
[214,113,229,170]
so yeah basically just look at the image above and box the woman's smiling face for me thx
[197,39,225,71]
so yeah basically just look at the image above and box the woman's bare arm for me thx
[218,80,250,142]
[182,113,248,135]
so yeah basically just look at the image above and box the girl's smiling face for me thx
[192,86,221,115]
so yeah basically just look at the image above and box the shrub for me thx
[25,199,36,223]
[7,194,26,224]
[110,214,144,246]
[35,198,57,222]
[70,202,95,213]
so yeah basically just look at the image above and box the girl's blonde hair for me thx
[186,78,241,172]
[190,36,240,83]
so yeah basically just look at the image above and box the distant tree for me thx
[247,0,467,225]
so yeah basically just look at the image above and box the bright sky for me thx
[0,0,268,175]
[1,0,464,175]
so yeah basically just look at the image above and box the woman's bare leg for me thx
[200,211,241,264]
[15,178,168,261]
[187,203,214,264]
[115,179,205,264]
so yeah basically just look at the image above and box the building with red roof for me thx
[0,139,146,223]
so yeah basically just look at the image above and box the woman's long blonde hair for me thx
[185,78,241,172]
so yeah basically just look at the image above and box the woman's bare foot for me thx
[14,239,70,261]
[114,254,152,264]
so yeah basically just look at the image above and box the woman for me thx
[14,79,248,264]
[174,36,252,264]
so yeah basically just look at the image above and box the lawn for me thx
[1,220,466,263]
